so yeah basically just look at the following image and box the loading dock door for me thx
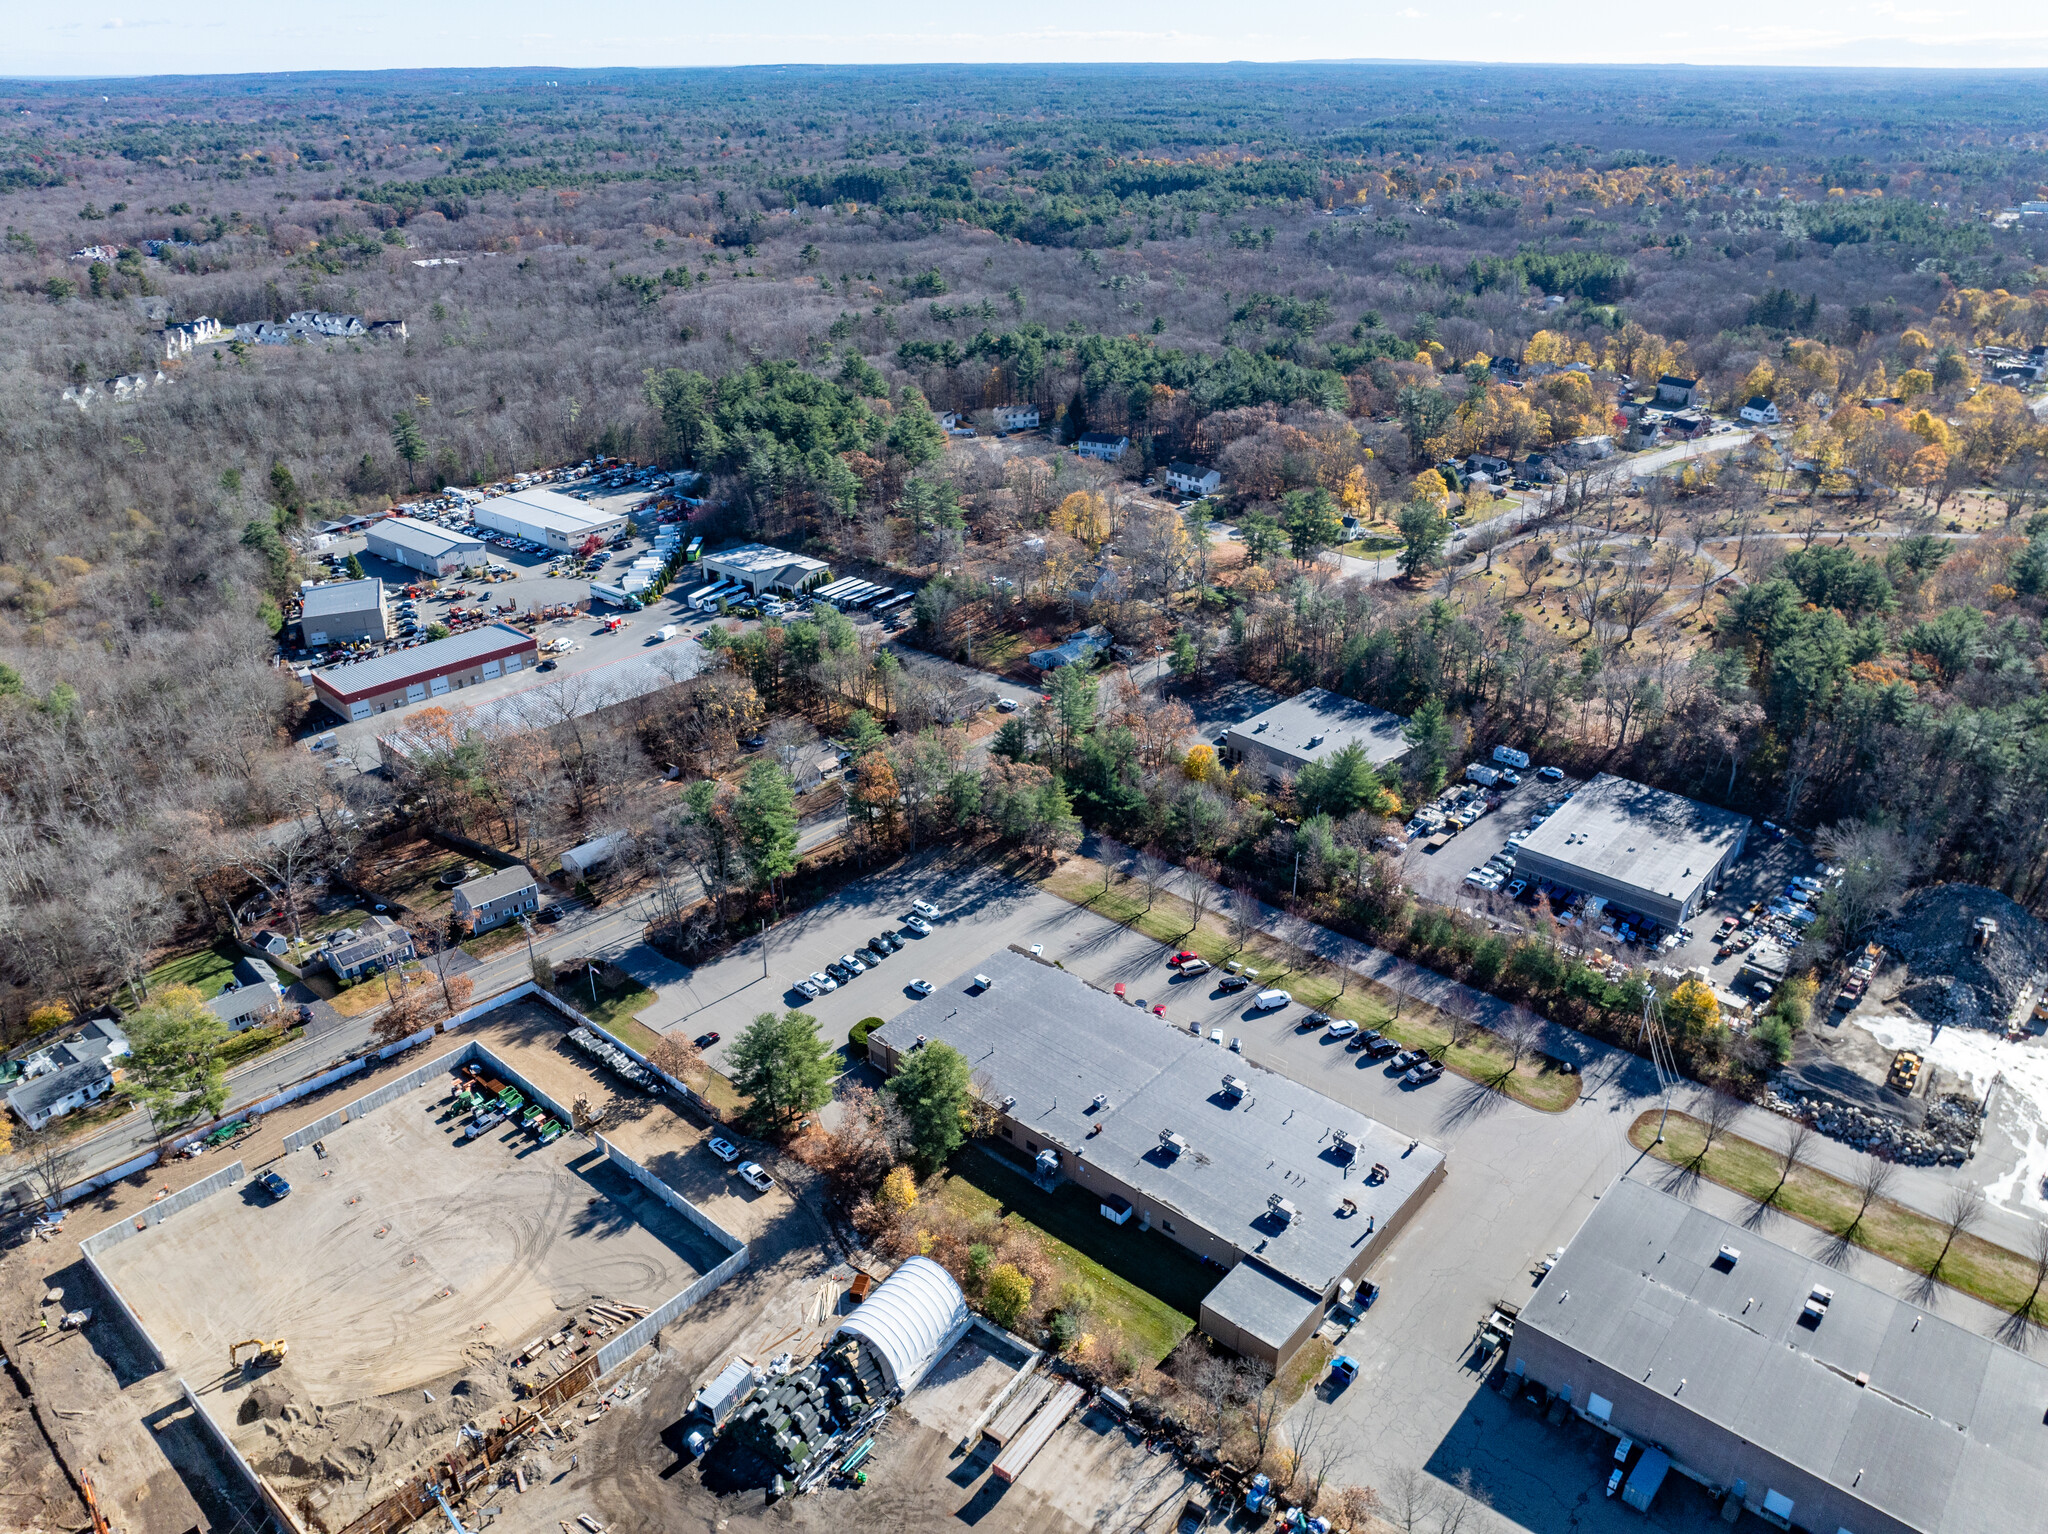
[1587,1394,1612,1422]
[1762,1490,1795,1523]
[406,683,427,703]
[481,660,501,679]
[503,653,522,672]
[430,676,451,696]
[349,701,374,721]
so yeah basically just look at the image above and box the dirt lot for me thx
[98,1093,724,1409]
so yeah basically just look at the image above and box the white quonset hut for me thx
[1515,773,1751,928]
[832,1256,972,1394]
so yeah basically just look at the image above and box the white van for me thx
[1254,989,1292,1012]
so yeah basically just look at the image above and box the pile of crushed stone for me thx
[1873,884,2048,1030]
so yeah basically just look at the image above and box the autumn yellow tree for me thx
[1182,743,1219,782]
[1338,464,1375,523]
[1664,978,1721,1041]
[1897,369,1934,405]
[1052,490,1111,546]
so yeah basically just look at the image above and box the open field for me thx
[136,939,243,1001]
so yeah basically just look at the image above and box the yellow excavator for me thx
[229,1338,288,1373]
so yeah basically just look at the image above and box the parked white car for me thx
[1253,989,1292,1012]
[912,899,941,918]
[707,1136,740,1163]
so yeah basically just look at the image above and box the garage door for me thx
[503,653,522,672]
[1586,1394,1612,1422]
[1762,1490,1795,1522]
[481,660,501,679]
[430,676,451,696]
[406,683,427,703]
[307,629,328,645]
[349,701,374,721]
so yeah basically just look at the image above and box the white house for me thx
[1739,396,1781,426]
[162,315,226,360]
[203,957,287,1033]
[1076,432,1129,462]
[993,405,1040,432]
[1164,461,1222,496]
[7,1017,130,1132]
[289,310,367,338]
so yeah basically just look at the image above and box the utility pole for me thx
[1638,987,1678,1144]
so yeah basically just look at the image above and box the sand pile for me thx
[1872,884,2048,1029]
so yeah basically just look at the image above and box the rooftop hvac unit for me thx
[1000,1095,1017,1112]
[1329,1130,1357,1162]
[1088,1092,1109,1113]
[1802,1284,1834,1324]
[1267,1194,1298,1226]
[1715,1244,1741,1269]
[1222,1075,1248,1099]
[1159,1130,1189,1159]
[1035,1149,1059,1175]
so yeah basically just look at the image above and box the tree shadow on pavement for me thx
[1433,1077,1514,1135]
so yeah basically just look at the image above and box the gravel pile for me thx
[1871,884,2048,1030]
[1761,1086,1984,1167]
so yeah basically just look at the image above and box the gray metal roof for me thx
[832,1255,970,1393]
[1519,1177,2048,1534]
[310,623,534,701]
[452,866,539,906]
[870,949,1443,1296]
[1202,1258,1324,1350]
[6,1057,113,1119]
[1224,687,1412,770]
[482,488,623,536]
[1517,774,1750,907]
[367,517,483,557]
[300,577,384,620]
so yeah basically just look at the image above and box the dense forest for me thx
[4,63,2048,1037]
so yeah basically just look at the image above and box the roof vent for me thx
[1222,1075,1248,1099]
[999,1095,1017,1112]
[1330,1130,1357,1162]
[1089,1092,1110,1113]
[1267,1193,1298,1226]
[1307,735,1324,748]
[1159,1130,1189,1159]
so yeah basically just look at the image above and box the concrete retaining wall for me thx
[376,1026,437,1059]
[281,1109,349,1155]
[280,1039,575,1156]
[80,1160,246,1258]
[595,1135,745,1258]
[52,1149,158,1209]
[588,1135,749,1374]
[596,1245,750,1374]
[179,1377,295,1534]
[84,1245,163,1369]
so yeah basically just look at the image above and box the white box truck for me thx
[1466,763,1503,787]
[654,624,678,643]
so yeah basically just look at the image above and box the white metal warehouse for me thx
[474,488,627,551]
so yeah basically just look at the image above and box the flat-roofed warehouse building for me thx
[299,577,388,645]
[1509,1176,2048,1534]
[868,948,1445,1369]
[365,515,485,576]
[700,542,833,596]
[308,622,536,721]
[1223,687,1411,790]
[1515,772,1749,928]
[473,488,626,551]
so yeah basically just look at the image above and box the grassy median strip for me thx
[1629,1110,2047,1318]
[1040,857,1580,1113]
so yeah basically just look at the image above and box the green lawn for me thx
[942,1142,1218,1362]
[136,940,243,1001]
[460,922,530,959]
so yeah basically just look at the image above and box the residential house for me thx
[204,957,286,1033]
[1028,626,1110,671]
[993,405,1040,432]
[162,315,226,360]
[449,866,542,933]
[289,310,367,338]
[369,319,409,341]
[1625,416,1667,449]
[1655,375,1704,408]
[324,915,415,981]
[936,412,977,437]
[1519,454,1561,482]
[1739,396,1781,426]
[1561,435,1615,461]
[250,930,291,958]
[1487,356,1522,379]
[1464,454,1512,478]
[1164,461,1223,496]
[1075,432,1129,462]
[7,1017,130,1132]
[235,321,297,346]
[1663,414,1710,440]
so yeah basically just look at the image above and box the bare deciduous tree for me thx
[1845,1156,1899,1242]
[1689,1089,1744,1167]
[1766,1118,1817,1208]
[1930,1186,1983,1279]
[2019,1221,2048,1328]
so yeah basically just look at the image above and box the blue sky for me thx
[13,2,2048,76]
